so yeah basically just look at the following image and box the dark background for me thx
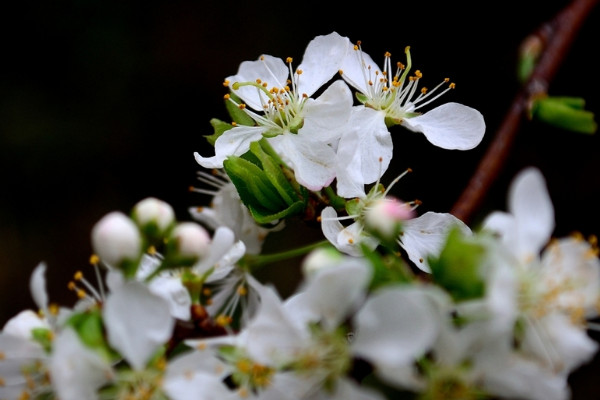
[1,1,599,398]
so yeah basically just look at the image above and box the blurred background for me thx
[1,0,599,397]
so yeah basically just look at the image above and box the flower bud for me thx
[302,246,343,278]
[132,197,176,239]
[91,211,142,274]
[167,222,211,267]
[365,197,414,241]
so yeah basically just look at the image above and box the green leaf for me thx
[223,156,287,212]
[204,118,234,146]
[531,96,597,134]
[248,200,306,224]
[249,141,298,206]
[360,243,414,290]
[427,227,486,302]
[66,308,115,361]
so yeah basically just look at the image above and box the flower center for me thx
[225,57,307,135]
[343,42,456,124]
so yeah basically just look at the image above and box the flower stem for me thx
[246,240,330,271]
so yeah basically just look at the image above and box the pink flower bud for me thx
[365,197,415,239]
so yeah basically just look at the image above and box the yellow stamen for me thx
[89,254,100,265]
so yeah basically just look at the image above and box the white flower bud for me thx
[91,211,142,267]
[132,197,175,235]
[365,197,415,240]
[170,222,211,260]
[302,247,343,278]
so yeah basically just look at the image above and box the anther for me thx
[89,254,100,265]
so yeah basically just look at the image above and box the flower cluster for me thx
[1,32,598,400]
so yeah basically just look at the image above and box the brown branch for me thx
[450,0,599,224]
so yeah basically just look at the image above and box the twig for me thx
[450,0,599,224]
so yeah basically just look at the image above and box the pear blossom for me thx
[321,169,471,271]
[185,256,383,400]
[333,39,485,193]
[0,263,75,399]
[481,167,600,379]
[0,333,49,400]
[194,32,354,191]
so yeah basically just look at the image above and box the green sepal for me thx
[119,257,143,280]
[31,327,53,353]
[135,221,174,250]
[359,243,414,291]
[531,96,597,134]
[224,156,289,212]
[225,91,255,126]
[249,141,297,206]
[65,308,116,362]
[204,118,234,146]
[355,92,368,104]
[223,140,307,224]
[247,200,306,225]
[427,227,486,302]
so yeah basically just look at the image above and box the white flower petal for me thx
[49,328,113,400]
[193,226,237,276]
[352,286,440,368]
[401,102,485,150]
[523,313,598,374]
[268,133,337,191]
[103,282,174,370]
[399,212,471,273]
[194,125,267,169]
[244,285,308,365]
[148,276,192,321]
[509,167,555,259]
[302,258,371,330]
[2,310,48,339]
[296,32,351,97]
[340,43,379,95]
[335,106,392,197]
[163,350,232,400]
[227,54,289,111]
[301,79,353,143]
[29,262,48,315]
